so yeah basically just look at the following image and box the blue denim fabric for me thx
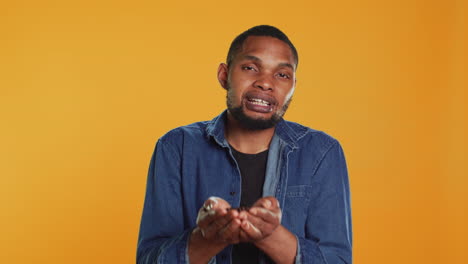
[137,110,352,263]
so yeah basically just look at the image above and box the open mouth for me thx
[247,98,271,107]
[244,94,276,113]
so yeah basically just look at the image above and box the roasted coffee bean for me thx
[227,206,250,212]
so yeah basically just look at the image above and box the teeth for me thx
[249,98,269,106]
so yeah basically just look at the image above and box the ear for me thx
[217,63,229,90]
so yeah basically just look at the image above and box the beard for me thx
[226,87,292,131]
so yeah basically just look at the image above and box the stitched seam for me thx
[311,140,338,177]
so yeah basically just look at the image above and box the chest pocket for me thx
[282,185,316,237]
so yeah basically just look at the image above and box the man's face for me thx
[219,36,297,130]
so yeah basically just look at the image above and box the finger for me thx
[239,229,250,243]
[218,218,242,243]
[197,198,231,227]
[202,211,238,239]
[239,220,263,241]
[197,207,228,228]
[196,198,217,225]
[243,213,271,233]
[203,197,222,213]
[202,214,230,237]
[206,196,231,211]
[249,207,281,224]
[252,197,279,209]
[237,210,248,221]
[243,210,282,240]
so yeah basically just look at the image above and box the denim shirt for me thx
[137,111,352,264]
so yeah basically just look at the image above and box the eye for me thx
[277,72,290,79]
[241,65,257,71]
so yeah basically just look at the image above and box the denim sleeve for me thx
[296,141,352,264]
[137,139,191,264]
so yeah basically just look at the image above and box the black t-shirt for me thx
[230,146,268,264]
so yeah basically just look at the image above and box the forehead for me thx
[237,36,296,68]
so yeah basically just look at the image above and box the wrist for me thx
[253,224,281,248]
[253,225,297,264]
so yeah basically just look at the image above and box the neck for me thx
[225,112,275,154]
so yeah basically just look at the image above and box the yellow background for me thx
[1,0,466,263]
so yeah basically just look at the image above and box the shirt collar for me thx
[205,110,229,148]
[206,110,307,149]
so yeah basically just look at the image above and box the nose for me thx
[253,75,274,91]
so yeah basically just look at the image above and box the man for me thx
[137,25,352,264]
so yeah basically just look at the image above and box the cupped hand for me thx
[195,197,247,244]
[238,196,282,242]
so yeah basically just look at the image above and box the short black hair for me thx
[226,25,298,68]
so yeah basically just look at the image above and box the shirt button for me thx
[230,191,236,196]
[221,254,227,260]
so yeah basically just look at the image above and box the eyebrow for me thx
[278,62,295,71]
[243,55,261,62]
[242,55,295,71]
